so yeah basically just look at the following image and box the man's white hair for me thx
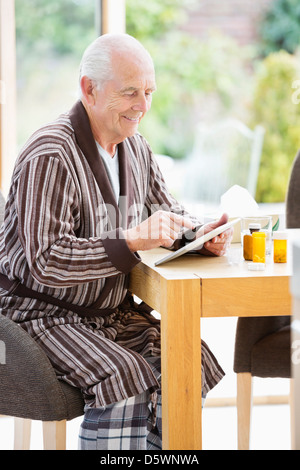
[79,33,153,97]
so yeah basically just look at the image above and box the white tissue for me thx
[220,185,259,217]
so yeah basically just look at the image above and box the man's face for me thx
[91,51,156,147]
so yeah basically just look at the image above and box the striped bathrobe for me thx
[0,101,224,430]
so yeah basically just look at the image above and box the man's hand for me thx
[197,213,233,257]
[124,210,194,252]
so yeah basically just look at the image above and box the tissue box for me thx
[220,185,280,243]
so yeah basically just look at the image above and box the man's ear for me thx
[80,76,96,105]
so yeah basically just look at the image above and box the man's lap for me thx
[20,309,161,408]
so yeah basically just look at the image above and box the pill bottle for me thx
[273,231,287,263]
[243,224,261,261]
[252,232,266,263]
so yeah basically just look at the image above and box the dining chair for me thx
[0,191,84,449]
[233,149,300,450]
[233,316,291,449]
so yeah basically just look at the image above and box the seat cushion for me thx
[0,314,84,421]
[251,326,291,378]
[60,381,85,421]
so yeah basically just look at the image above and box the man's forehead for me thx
[110,54,156,90]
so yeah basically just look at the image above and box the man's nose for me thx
[132,94,150,113]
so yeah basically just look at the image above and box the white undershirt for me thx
[96,141,120,203]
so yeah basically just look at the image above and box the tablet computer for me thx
[154,218,240,266]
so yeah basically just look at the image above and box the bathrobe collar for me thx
[69,100,134,230]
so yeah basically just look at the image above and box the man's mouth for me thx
[123,115,141,122]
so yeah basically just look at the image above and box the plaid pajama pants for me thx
[78,357,163,450]
[78,356,206,450]
[78,390,162,450]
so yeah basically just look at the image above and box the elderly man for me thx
[0,33,231,450]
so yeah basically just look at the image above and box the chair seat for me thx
[251,326,291,378]
[0,313,84,422]
[59,381,85,421]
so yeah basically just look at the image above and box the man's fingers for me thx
[170,214,195,230]
[204,213,229,234]
[153,212,195,249]
[124,211,197,252]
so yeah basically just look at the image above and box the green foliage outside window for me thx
[126,0,254,159]
[259,0,300,56]
[250,50,300,202]
[15,0,96,57]
[15,0,96,145]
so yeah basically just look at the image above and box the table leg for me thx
[160,277,202,450]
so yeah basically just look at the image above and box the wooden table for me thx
[129,234,298,450]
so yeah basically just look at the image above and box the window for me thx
[0,0,125,195]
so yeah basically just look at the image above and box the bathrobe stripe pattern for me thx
[0,100,224,408]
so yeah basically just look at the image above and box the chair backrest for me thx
[182,119,265,204]
[291,240,300,449]
[286,150,300,228]
[233,315,290,374]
